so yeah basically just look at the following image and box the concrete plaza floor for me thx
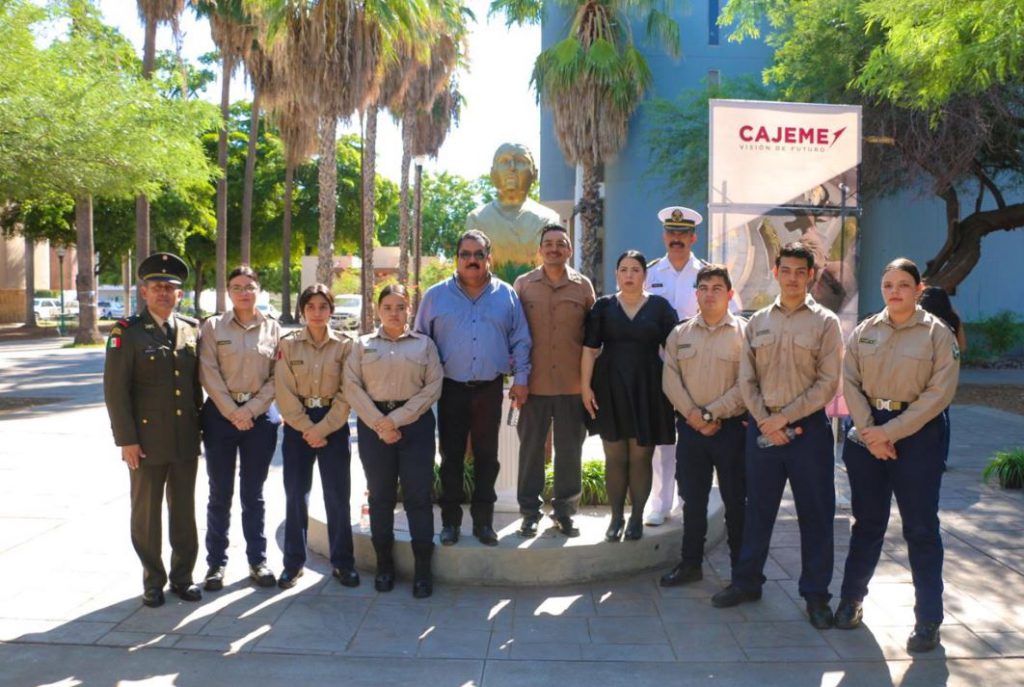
[1,338,1023,686]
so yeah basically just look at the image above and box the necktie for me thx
[164,322,174,342]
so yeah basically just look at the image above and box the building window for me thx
[707,69,721,89]
[709,0,720,45]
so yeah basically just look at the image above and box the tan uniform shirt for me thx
[844,307,960,443]
[663,312,747,419]
[199,309,281,418]
[344,328,444,428]
[274,327,351,436]
[513,266,596,395]
[740,294,843,423]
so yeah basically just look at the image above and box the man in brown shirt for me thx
[513,225,596,537]
[712,242,843,631]
[660,265,747,586]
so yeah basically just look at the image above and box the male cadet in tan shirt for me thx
[660,264,747,586]
[103,252,203,608]
[712,242,844,632]
[513,224,596,538]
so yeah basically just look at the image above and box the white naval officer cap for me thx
[657,206,703,231]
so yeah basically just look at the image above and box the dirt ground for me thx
[955,384,1024,417]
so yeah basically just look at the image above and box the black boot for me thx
[412,542,434,599]
[374,538,395,593]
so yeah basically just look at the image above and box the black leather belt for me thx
[869,398,908,411]
[374,399,407,412]
[454,377,499,388]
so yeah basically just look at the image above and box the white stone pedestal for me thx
[495,393,521,512]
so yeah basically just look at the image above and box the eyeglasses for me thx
[541,240,570,249]
[458,250,488,261]
[229,285,259,294]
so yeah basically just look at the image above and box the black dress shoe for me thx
[660,563,703,587]
[249,562,276,588]
[142,588,165,608]
[605,518,625,542]
[806,599,834,629]
[203,565,225,592]
[623,519,643,541]
[473,524,499,546]
[374,570,395,593]
[333,567,361,587]
[552,515,580,538]
[907,622,941,653]
[834,598,863,630]
[711,584,762,608]
[277,567,304,589]
[412,577,433,599]
[169,582,202,602]
[518,514,541,538]
[440,525,460,546]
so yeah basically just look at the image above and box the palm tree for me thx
[239,38,273,266]
[136,1,185,308]
[195,0,255,312]
[497,0,680,281]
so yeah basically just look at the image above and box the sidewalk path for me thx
[1,340,1022,686]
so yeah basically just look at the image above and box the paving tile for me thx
[736,583,806,622]
[360,600,431,630]
[513,592,595,617]
[426,605,512,631]
[94,630,181,649]
[657,597,745,623]
[416,627,491,659]
[587,616,668,644]
[662,622,746,662]
[0,619,115,644]
[592,596,658,616]
[488,637,583,660]
[346,625,421,657]
[579,642,676,662]
[251,596,368,652]
[976,631,1024,656]
[508,616,590,643]
[741,645,841,662]
[728,620,828,649]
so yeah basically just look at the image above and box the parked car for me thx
[33,298,60,320]
[97,300,125,319]
[256,302,281,319]
[330,294,361,331]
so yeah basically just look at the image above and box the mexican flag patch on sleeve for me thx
[108,336,121,349]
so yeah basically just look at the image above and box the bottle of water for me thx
[359,490,371,531]
[846,427,867,447]
[757,427,800,449]
[506,404,520,427]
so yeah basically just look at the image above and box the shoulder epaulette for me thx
[647,257,662,268]
[281,329,299,339]
[116,315,141,328]
[174,313,199,325]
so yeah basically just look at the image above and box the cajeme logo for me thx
[739,124,847,149]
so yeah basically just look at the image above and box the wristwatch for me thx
[700,407,714,423]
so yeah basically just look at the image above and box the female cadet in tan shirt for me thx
[198,266,280,591]
[344,285,443,598]
[834,258,959,654]
[275,284,358,589]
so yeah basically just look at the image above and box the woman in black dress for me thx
[581,250,678,542]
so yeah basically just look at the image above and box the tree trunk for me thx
[74,195,101,345]
[122,252,131,318]
[317,115,338,286]
[923,192,1024,291]
[240,88,260,266]
[193,260,204,317]
[215,51,234,313]
[413,160,423,314]
[23,235,37,327]
[281,163,295,324]
[135,16,158,313]
[360,106,378,333]
[578,161,603,292]
[398,110,414,285]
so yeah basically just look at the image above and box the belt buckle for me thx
[233,392,252,403]
[306,397,323,409]
[876,399,892,411]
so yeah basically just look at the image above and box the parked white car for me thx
[256,302,281,319]
[98,300,125,319]
[33,298,60,320]
[330,294,361,331]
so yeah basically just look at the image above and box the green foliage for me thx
[970,311,1024,358]
[983,447,1024,489]
[332,268,363,296]
[544,459,609,506]
[419,258,454,292]
[379,171,487,258]
[430,460,474,502]
[645,75,776,196]
[0,194,75,244]
[34,289,58,298]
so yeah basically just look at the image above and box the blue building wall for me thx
[539,4,1024,321]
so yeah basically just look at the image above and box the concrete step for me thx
[308,492,725,586]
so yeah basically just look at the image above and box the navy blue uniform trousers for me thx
[281,407,354,571]
[357,410,436,549]
[841,409,945,623]
[675,416,746,568]
[732,409,835,599]
[201,399,278,567]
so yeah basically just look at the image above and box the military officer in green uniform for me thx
[104,252,204,608]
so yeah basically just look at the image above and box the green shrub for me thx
[971,311,1024,357]
[983,447,1024,489]
[34,289,58,298]
[544,459,609,506]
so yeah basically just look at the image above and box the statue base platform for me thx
[307,494,725,586]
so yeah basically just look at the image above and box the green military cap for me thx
[138,252,188,286]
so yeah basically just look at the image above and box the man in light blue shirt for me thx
[414,229,531,546]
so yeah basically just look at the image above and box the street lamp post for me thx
[413,155,426,312]
[56,246,66,336]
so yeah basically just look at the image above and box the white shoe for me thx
[644,511,666,526]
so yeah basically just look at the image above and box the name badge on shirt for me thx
[651,282,664,288]
[858,337,877,344]
[677,343,692,349]
[291,360,304,366]
[217,340,231,346]
[756,329,770,336]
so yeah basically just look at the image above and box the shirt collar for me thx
[227,308,263,329]
[879,306,927,329]
[694,310,739,331]
[371,326,416,342]
[297,326,339,348]
[451,273,499,297]
[771,293,816,313]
